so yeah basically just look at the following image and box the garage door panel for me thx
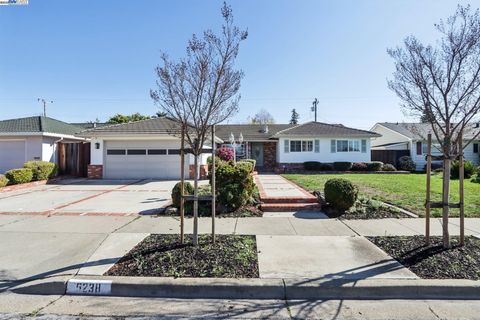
[104,140,186,179]
[0,140,26,173]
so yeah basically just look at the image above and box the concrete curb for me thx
[9,276,480,300]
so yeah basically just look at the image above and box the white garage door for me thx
[0,140,26,174]
[104,140,187,179]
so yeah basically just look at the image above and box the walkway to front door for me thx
[254,174,320,212]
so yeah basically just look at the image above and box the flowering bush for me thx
[216,147,234,161]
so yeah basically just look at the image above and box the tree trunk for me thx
[193,154,199,246]
[442,158,451,248]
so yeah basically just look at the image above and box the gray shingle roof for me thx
[78,117,184,136]
[215,124,294,141]
[273,121,380,138]
[377,122,479,140]
[70,122,109,130]
[0,116,84,136]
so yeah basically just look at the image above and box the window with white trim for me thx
[336,140,360,152]
[290,140,313,152]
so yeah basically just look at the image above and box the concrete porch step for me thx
[261,196,318,204]
[261,203,322,212]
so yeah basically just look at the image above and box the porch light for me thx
[95,142,100,149]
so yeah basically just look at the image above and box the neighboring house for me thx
[216,121,380,171]
[371,122,480,170]
[0,116,87,174]
[79,117,220,179]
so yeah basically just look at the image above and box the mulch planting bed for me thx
[368,235,480,279]
[105,234,259,278]
[325,206,411,220]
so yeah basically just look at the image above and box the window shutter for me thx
[474,143,479,153]
[416,142,422,155]
[314,140,320,153]
[361,140,367,153]
[284,139,289,153]
[331,140,336,153]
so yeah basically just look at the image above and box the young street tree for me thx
[290,108,299,124]
[150,2,247,245]
[388,5,480,248]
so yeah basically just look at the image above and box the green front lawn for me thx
[283,173,480,217]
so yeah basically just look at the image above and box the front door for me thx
[250,143,264,168]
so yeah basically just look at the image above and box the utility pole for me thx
[38,98,53,117]
[311,98,318,122]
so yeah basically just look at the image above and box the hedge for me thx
[0,174,8,187]
[333,162,352,171]
[366,161,383,171]
[5,168,33,185]
[23,161,57,181]
[215,161,255,211]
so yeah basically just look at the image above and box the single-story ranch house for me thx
[215,121,380,172]
[371,122,480,170]
[0,116,88,174]
[0,115,381,180]
[78,117,219,179]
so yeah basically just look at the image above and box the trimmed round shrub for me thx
[351,162,368,171]
[324,178,358,211]
[171,181,194,208]
[333,162,352,171]
[366,161,383,171]
[451,160,476,179]
[382,163,397,171]
[216,147,234,161]
[23,161,57,181]
[398,156,416,172]
[304,161,322,171]
[5,168,33,185]
[0,174,8,187]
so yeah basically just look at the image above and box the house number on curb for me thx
[66,279,112,295]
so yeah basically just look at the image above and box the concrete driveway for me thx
[0,178,189,216]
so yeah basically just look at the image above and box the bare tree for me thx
[388,5,480,248]
[150,2,247,245]
[250,109,275,124]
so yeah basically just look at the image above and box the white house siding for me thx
[42,136,58,163]
[411,140,480,171]
[370,124,409,147]
[277,137,372,164]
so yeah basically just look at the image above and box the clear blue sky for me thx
[0,0,474,129]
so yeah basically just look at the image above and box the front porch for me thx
[246,141,277,172]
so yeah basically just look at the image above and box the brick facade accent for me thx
[263,142,277,171]
[189,164,208,179]
[87,165,103,179]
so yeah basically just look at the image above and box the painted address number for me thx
[66,279,112,295]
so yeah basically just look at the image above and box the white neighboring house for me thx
[79,117,219,179]
[371,122,480,171]
[215,121,380,171]
[0,116,86,174]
